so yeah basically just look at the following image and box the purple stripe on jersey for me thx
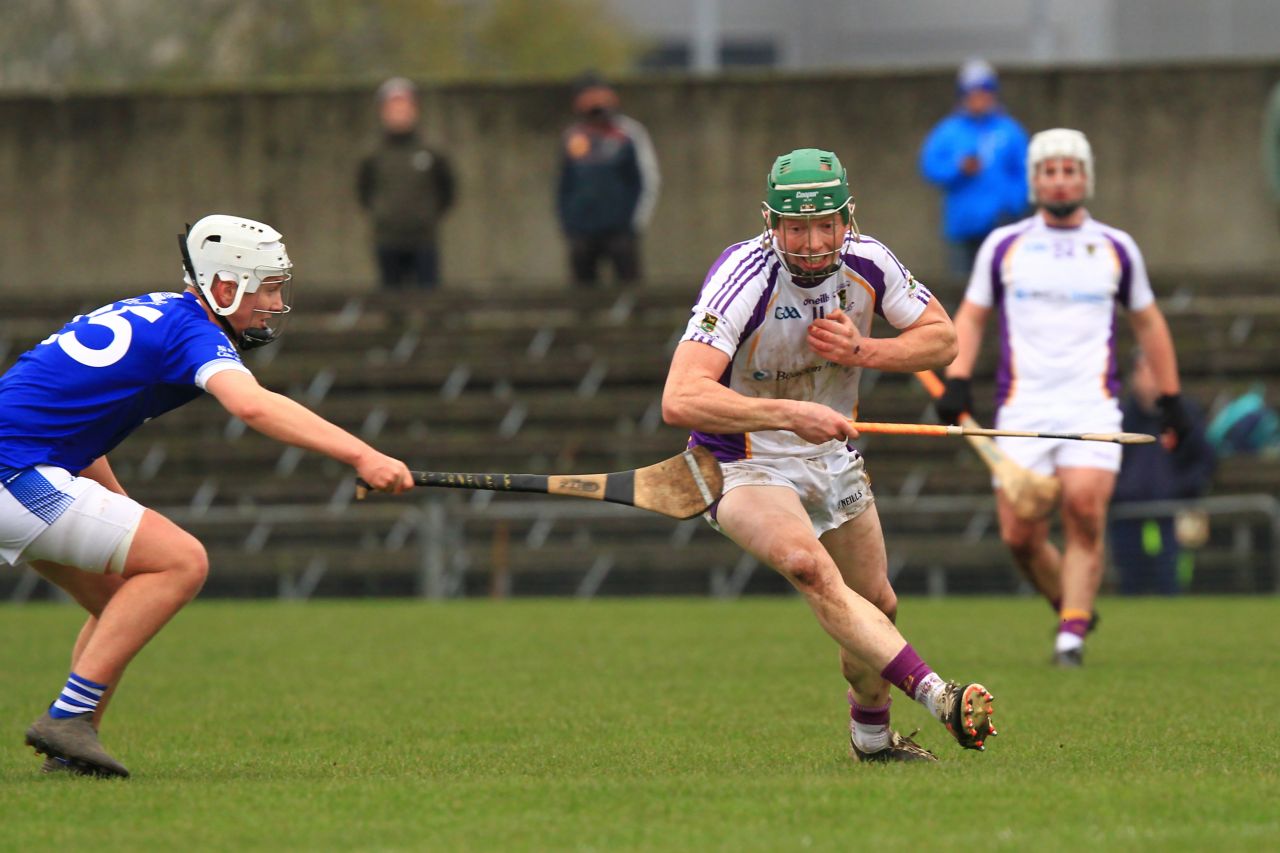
[989,228,1025,307]
[700,242,754,306]
[739,263,781,344]
[842,253,888,317]
[689,430,749,463]
[1104,309,1121,398]
[1102,233,1133,308]
[857,235,909,278]
[714,252,768,313]
[990,227,1028,411]
[687,360,748,462]
[995,300,1014,410]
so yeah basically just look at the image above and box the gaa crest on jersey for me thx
[699,312,719,334]
[837,288,848,311]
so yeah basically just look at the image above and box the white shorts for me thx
[994,399,1123,478]
[709,447,874,537]
[0,465,145,572]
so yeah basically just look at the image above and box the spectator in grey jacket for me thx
[357,77,456,290]
[556,73,660,288]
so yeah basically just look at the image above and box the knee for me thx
[771,545,831,594]
[172,537,209,599]
[1063,497,1105,544]
[877,589,898,623]
[1000,523,1039,558]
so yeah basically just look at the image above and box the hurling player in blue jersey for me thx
[1,214,413,777]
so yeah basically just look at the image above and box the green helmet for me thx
[762,148,857,281]
[763,148,854,227]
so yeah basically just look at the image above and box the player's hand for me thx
[1156,393,1192,450]
[806,308,865,366]
[355,452,414,494]
[787,401,860,445]
[935,377,973,425]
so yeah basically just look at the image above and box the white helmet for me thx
[1026,128,1094,204]
[179,214,293,348]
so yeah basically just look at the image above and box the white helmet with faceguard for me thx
[1027,128,1094,208]
[179,214,293,349]
[762,148,858,283]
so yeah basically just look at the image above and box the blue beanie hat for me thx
[957,58,998,95]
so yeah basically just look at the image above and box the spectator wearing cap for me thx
[919,59,1029,277]
[357,77,457,290]
[555,73,660,288]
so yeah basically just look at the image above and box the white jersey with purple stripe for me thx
[966,214,1154,412]
[681,232,932,461]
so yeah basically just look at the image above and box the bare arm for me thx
[205,370,412,493]
[943,299,991,379]
[661,342,859,444]
[807,299,958,373]
[1128,303,1181,395]
[78,456,127,496]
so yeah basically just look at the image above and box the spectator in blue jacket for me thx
[919,59,1029,276]
[556,73,660,288]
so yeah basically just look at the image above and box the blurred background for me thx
[2,0,1277,601]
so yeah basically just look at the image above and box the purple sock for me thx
[848,693,891,726]
[1059,618,1090,638]
[1059,608,1091,638]
[880,644,934,700]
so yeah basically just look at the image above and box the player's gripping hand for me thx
[787,401,860,445]
[935,377,973,425]
[355,451,415,494]
[1156,393,1192,450]
[806,308,866,366]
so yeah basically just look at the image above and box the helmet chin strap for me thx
[188,285,279,351]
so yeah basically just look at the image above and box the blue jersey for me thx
[0,291,251,473]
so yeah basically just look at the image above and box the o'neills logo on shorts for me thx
[838,490,864,508]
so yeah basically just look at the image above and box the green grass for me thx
[2,597,1278,851]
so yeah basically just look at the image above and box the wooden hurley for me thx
[911,370,1056,520]
[356,446,723,520]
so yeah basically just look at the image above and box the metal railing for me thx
[6,492,1278,602]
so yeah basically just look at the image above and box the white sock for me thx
[914,673,948,722]
[1055,632,1084,653]
[851,720,891,753]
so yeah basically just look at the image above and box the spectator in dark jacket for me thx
[556,74,660,288]
[357,77,456,290]
[1109,351,1216,595]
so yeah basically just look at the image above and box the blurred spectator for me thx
[919,59,1029,277]
[1109,351,1216,596]
[1206,387,1280,458]
[1264,78,1280,226]
[556,73,660,288]
[357,77,456,290]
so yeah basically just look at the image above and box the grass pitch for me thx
[2,597,1277,851]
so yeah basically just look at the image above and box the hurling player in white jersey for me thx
[663,149,997,763]
[937,129,1191,667]
[0,215,413,777]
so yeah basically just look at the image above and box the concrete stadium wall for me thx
[2,61,1278,297]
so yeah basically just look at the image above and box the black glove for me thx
[1156,393,1192,448]
[935,377,973,425]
